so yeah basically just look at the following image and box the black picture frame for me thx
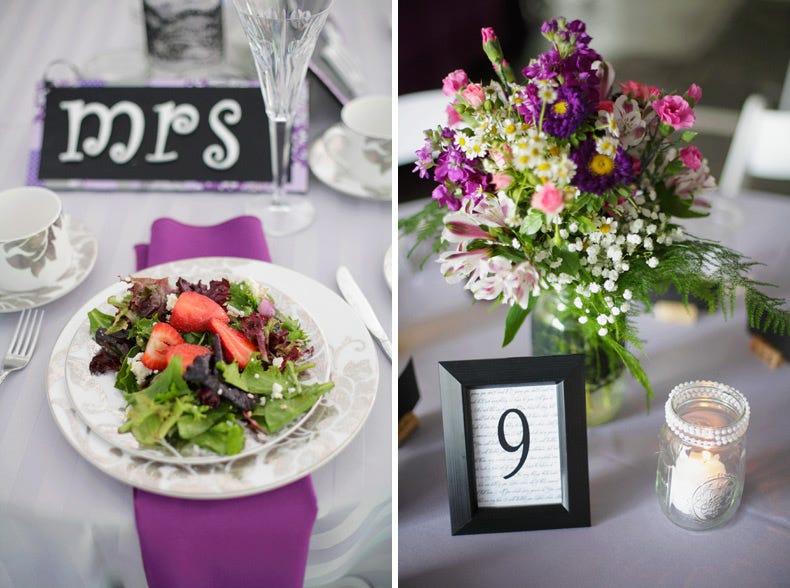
[438,355,590,535]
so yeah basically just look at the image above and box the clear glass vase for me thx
[530,290,625,426]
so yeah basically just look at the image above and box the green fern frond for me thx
[398,200,447,268]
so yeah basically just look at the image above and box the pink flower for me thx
[461,83,485,108]
[652,95,695,130]
[619,81,659,103]
[679,145,703,170]
[531,182,565,215]
[442,69,469,97]
[481,27,496,43]
[491,172,513,190]
[446,103,461,127]
[686,83,702,103]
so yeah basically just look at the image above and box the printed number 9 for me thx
[497,408,530,480]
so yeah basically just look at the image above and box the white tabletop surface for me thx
[0,1,392,587]
[398,193,790,587]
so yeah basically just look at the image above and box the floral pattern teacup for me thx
[0,187,73,292]
[323,94,392,190]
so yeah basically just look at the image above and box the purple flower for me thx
[542,85,590,138]
[413,138,433,179]
[570,139,634,195]
[431,184,460,210]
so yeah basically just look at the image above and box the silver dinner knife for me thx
[336,266,392,361]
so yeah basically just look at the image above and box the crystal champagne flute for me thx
[233,0,333,236]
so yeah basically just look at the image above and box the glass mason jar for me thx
[530,290,625,426]
[656,381,750,530]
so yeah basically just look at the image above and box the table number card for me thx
[27,81,309,193]
[439,355,590,535]
[470,384,565,508]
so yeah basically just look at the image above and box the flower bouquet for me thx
[400,17,789,410]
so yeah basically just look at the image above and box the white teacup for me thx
[0,187,73,292]
[324,94,392,189]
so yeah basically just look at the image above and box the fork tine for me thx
[11,309,43,356]
[8,309,28,353]
[23,309,44,356]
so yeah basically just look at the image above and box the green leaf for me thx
[143,357,190,401]
[520,209,543,236]
[658,122,674,137]
[262,386,331,434]
[192,420,245,455]
[681,130,698,142]
[554,247,580,276]
[502,297,537,347]
[663,159,685,176]
[115,345,142,394]
[229,281,260,316]
[87,309,114,336]
[132,317,155,346]
[217,357,290,395]
[603,339,653,409]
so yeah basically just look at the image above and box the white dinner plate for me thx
[309,127,391,201]
[47,257,379,499]
[64,275,331,465]
[0,214,98,313]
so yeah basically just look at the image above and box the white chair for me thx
[718,94,790,198]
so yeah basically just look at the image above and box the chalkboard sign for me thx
[439,355,591,535]
[28,81,309,192]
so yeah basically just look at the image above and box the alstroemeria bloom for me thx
[461,84,486,108]
[471,192,518,228]
[442,212,492,244]
[531,182,565,215]
[679,145,703,170]
[611,94,646,147]
[467,256,513,301]
[652,95,695,130]
[442,69,469,97]
[503,261,541,308]
[665,158,716,203]
[438,247,489,284]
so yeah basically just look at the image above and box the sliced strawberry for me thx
[164,343,212,372]
[169,291,229,333]
[141,322,185,370]
[209,318,257,369]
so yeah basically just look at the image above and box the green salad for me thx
[87,276,333,456]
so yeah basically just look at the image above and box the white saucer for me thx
[309,126,391,201]
[0,215,98,313]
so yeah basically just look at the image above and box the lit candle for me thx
[669,449,727,517]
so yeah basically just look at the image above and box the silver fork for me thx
[0,309,44,386]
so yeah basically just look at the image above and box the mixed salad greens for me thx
[87,275,333,456]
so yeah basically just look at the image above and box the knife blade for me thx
[336,265,392,361]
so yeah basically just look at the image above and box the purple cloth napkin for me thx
[133,216,317,588]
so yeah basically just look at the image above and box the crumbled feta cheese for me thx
[272,357,284,369]
[226,304,245,318]
[272,382,283,399]
[128,352,153,386]
[166,293,179,312]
